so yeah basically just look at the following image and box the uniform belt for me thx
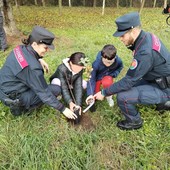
[147,80,156,83]
[155,76,170,89]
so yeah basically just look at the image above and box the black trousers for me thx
[11,84,61,116]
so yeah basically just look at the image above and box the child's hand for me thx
[73,105,82,115]
[69,102,77,112]
[86,95,95,105]
[94,91,104,101]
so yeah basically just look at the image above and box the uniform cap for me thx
[31,26,55,50]
[113,12,141,37]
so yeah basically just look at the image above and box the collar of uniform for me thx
[133,30,145,51]
[127,30,143,51]
[26,45,41,60]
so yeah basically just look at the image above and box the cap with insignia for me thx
[113,12,141,37]
[31,26,55,50]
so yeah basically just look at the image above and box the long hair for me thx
[22,35,43,45]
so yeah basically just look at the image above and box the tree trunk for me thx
[59,0,62,15]
[130,0,133,7]
[125,0,128,7]
[83,0,85,6]
[34,0,38,6]
[116,0,119,8]
[153,0,157,8]
[15,0,18,7]
[139,0,145,14]
[164,0,167,8]
[93,0,96,7]
[102,0,105,16]
[2,0,19,36]
[42,0,45,7]
[68,0,71,7]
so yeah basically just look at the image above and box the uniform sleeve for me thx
[103,51,153,96]
[16,66,65,112]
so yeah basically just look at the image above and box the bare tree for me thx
[116,0,119,8]
[14,0,18,7]
[153,0,157,8]
[68,0,71,7]
[42,0,45,7]
[34,0,38,6]
[59,0,62,8]
[139,0,145,14]
[59,0,62,15]
[93,0,96,7]
[130,0,133,7]
[102,0,105,15]
[2,0,19,36]
[164,0,167,8]
[83,0,85,6]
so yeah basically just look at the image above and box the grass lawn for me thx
[0,6,170,170]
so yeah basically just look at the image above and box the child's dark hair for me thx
[101,44,117,60]
[69,52,86,66]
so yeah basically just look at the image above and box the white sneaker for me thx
[106,96,114,107]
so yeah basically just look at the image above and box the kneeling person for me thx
[0,26,76,120]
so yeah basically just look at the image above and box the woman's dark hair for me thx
[69,52,86,66]
[101,44,117,60]
[22,35,43,45]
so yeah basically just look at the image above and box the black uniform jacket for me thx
[0,45,65,112]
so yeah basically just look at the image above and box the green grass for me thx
[0,6,170,170]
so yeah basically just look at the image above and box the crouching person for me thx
[0,26,77,120]
[50,52,87,120]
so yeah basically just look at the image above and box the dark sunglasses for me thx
[102,56,115,61]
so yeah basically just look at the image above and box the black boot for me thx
[10,106,24,116]
[90,104,96,112]
[117,119,143,130]
[156,103,170,112]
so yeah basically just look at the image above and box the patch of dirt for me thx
[68,112,96,131]
[7,34,24,47]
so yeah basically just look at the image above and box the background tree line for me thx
[1,0,169,36]
[12,0,168,8]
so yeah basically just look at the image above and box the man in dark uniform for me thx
[94,12,170,130]
[0,26,77,120]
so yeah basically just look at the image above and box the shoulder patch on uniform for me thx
[152,34,161,52]
[130,59,138,70]
[14,46,28,69]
